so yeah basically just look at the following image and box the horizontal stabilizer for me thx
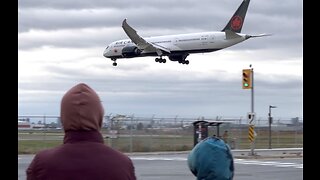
[245,33,272,39]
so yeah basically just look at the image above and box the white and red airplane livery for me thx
[103,0,269,66]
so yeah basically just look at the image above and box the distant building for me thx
[18,118,45,130]
[32,124,45,129]
[18,120,31,130]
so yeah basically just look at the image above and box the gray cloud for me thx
[18,0,302,56]
[18,0,303,119]
[18,61,302,117]
[18,0,227,10]
[19,0,302,33]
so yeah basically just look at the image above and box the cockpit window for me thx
[106,46,109,49]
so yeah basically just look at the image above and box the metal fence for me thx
[18,115,303,153]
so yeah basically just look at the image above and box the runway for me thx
[18,152,302,180]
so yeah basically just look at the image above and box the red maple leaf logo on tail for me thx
[231,16,243,31]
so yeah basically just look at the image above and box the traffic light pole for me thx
[242,66,255,156]
[251,68,254,123]
[250,67,255,156]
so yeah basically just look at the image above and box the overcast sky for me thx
[18,0,303,121]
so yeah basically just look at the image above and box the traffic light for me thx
[242,69,252,89]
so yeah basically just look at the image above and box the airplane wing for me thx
[122,19,171,56]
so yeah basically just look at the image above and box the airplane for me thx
[103,0,269,66]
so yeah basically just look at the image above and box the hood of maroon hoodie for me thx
[60,83,104,131]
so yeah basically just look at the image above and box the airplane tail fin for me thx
[222,0,251,33]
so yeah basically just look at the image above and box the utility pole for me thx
[268,105,277,149]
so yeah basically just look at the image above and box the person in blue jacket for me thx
[187,136,234,180]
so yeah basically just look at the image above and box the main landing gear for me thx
[178,60,189,65]
[155,57,166,63]
[168,53,190,65]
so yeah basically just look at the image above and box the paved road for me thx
[18,151,303,180]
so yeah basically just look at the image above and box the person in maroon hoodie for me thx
[26,83,136,180]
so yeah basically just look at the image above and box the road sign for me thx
[248,125,254,142]
[247,112,255,124]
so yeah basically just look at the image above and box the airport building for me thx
[18,119,31,130]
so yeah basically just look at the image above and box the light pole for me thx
[268,105,277,149]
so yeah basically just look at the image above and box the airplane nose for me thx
[103,49,109,58]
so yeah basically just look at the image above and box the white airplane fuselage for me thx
[103,32,247,59]
[103,0,268,66]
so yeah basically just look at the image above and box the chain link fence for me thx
[18,115,303,153]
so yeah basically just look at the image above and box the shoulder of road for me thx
[126,148,303,159]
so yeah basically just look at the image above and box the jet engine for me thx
[122,45,141,58]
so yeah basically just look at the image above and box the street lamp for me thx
[268,105,277,149]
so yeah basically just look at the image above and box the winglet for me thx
[122,18,128,28]
[122,18,136,34]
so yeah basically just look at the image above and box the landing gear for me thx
[169,53,190,65]
[178,60,189,65]
[155,57,166,63]
[111,59,117,66]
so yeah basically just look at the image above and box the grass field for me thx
[18,129,303,154]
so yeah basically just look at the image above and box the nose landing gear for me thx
[111,59,117,66]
